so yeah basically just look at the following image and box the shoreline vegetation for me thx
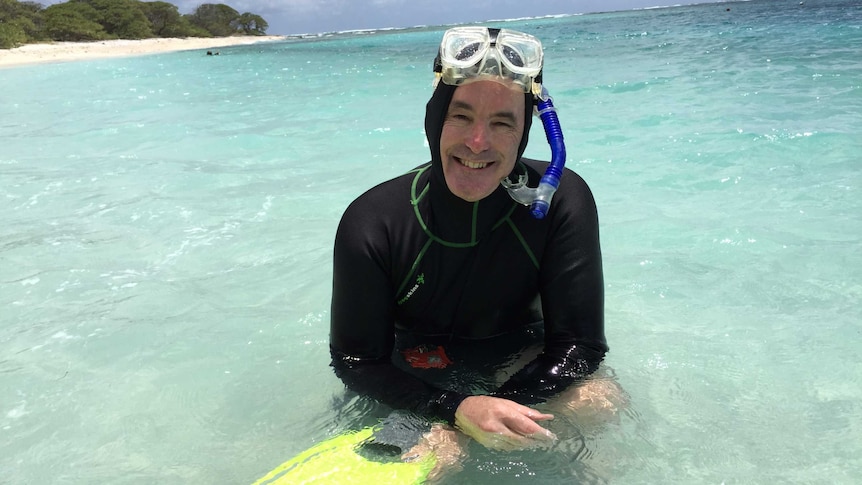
[0,35,286,67]
[1,0,275,67]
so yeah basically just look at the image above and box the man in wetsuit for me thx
[330,26,608,451]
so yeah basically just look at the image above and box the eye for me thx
[449,112,471,122]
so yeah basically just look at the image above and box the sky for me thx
[39,0,726,35]
[198,0,724,35]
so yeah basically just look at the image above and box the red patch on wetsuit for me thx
[401,345,453,369]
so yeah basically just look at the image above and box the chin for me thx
[447,181,498,202]
[443,157,505,202]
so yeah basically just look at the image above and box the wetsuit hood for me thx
[423,83,535,242]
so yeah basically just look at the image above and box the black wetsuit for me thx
[330,83,607,425]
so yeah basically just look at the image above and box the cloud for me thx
[235,0,343,14]
[35,0,721,35]
[149,0,341,15]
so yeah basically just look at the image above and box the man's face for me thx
[439,80,525,202]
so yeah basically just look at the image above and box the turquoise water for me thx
[2,0,861,483]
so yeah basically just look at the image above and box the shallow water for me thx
[2,0,861,483]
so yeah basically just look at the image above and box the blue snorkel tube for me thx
[502,86,566,219]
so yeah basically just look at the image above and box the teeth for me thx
[460,159,489,169]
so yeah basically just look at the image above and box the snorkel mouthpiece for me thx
[502,86,566,219]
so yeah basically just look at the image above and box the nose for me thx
[464,121,491,154]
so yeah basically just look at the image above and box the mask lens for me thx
[441,27,490,68]
[501,45,524,68]
[456,42,483,61]
[496,29,543,76]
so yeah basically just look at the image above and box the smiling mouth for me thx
[456,157,492,169]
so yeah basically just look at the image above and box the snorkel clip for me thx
[502,86,566,219]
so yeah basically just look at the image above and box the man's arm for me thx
[493,167,608,403]
[447,168,607,449]
[330,350,467,424]
[329,195,467,424]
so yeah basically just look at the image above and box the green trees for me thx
[43,2,108,41]
[0,0,270,48]
[0,0,46,47]
[234,12,267,36]
[187,3,238,37]
[183,4,270,38]
[70,0,152,39]
[138,1,201,38]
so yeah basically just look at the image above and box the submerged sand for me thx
[0,35,287,68]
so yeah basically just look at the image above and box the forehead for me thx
[449,80,525,116]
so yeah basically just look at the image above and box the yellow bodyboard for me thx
[252,427,436,485]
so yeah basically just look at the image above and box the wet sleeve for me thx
[330,352,467,424]
[329,195,467,424]
[493,169,608,403]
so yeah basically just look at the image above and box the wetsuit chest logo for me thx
[397,273,425,305]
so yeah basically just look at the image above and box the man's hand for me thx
[453,395,557,451]
[402,424,467,482]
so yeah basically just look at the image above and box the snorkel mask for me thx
[434,26,544,95]
[433,26,567,219]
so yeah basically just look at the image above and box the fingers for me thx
[479,424,556,451]
[504,412,557,445]
[455,396,558,451]
[523,426,558,444]
[522,406,555,422]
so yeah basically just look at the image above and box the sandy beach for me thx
[0,35,287,68]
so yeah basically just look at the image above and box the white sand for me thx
[0,35,287,68]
